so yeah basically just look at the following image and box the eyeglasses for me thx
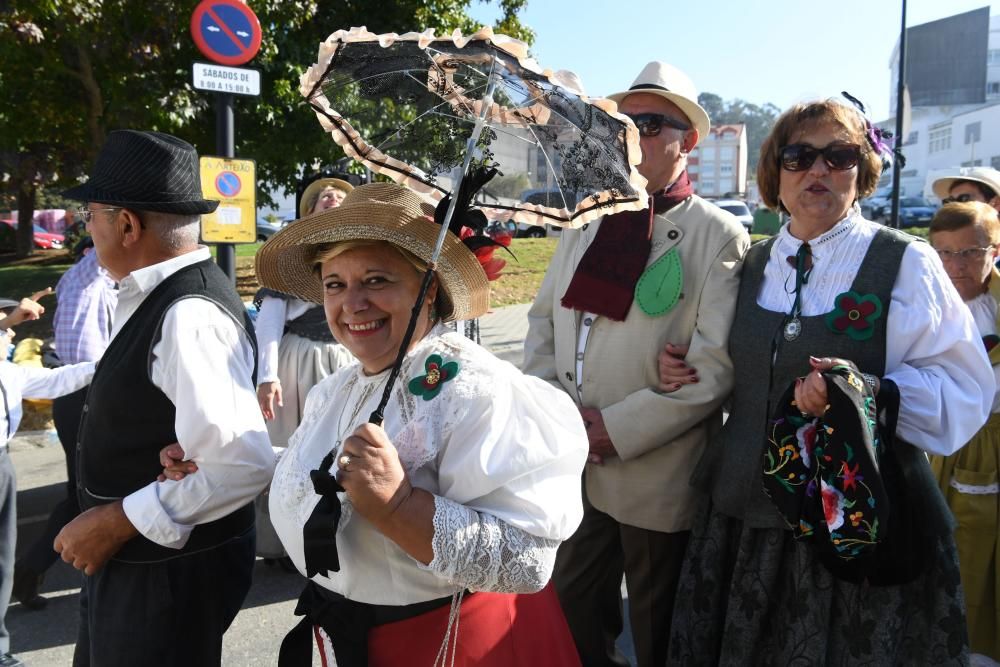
[935,246,994,263]
[624,113,691,137]
[941,193,980,205]
[778,143,862,172]
[76,207,121,224]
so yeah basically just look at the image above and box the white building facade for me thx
[688,124,748,198]
[881,12,1000,199]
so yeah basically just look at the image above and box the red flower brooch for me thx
[824,291,883,341]
[408,354,460,400]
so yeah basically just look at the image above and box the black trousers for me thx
[73,528,255,667]
[20,387,87,575]
[553,482,690,667]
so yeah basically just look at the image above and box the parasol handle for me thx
[368,266,438,426]
[369,65,500,425]
[431,64,500,260]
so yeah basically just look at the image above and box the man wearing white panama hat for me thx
[932,166,1000,212]
[525,61,748,666]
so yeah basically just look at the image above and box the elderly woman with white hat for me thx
[252,176,357,562]
[252,182,587,666]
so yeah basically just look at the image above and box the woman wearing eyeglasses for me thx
[662,99,993,665]
[928,201,1000,664]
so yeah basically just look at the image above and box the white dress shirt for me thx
[115,248,274,549]
[270,326,587,605]
[254,296,312,384]
[758,213,995,456]
[965,291,1000,413]
[0,361,95,446]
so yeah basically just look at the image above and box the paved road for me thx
[6,304,636,666]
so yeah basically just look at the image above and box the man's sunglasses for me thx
[942,193,979,205]
[624,113,691,137]
[778,143,862,172]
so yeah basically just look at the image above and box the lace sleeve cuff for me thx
[421,494,560,594]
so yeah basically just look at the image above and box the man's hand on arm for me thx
[580,406,617,465]
[54,501,139,575]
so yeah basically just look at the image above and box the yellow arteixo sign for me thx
[199,156,256,243]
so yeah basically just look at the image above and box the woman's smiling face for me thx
[320,243,437,374]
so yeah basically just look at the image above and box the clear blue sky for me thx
[468,0,1000,121]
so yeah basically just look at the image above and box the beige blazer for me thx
[523,195,749,532]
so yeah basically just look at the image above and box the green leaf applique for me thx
[635,247,683,317]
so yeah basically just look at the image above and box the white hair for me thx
[139,211,200,251]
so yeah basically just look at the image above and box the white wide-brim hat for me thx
[607,61,710,140]
[932,166,1000,200]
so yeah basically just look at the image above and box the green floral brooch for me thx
[825,291,883,341]
[408,354,460,401]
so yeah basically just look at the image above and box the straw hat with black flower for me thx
[255,182,493,322]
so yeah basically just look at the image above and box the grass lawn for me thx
[0,249,75,340]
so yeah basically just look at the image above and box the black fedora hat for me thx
[63,130,219,215]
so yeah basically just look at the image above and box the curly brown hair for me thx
[757,100,883,213]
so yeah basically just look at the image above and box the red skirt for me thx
[315,583,581,666]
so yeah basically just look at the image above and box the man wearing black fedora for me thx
[54,130,275,666]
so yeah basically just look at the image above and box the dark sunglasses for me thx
[942,193,979,205]
[625,113,691,137]
[778,143,862,172]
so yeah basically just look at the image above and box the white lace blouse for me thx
[965,291,1000,413]
[757,212,995,456]
[269,325,588,605]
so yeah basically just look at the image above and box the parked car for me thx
[881,197,936,228]
[256,218,284,242]
[0,219,65,250]
[516,188,577,238]
[712,199,753,232]
[860,185,903,220]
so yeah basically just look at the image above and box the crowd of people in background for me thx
[2,56,1000,667]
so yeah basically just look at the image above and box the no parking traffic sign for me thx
[200,156,256,243]
[190,0,261,66]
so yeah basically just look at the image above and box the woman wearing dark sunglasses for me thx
[663,99,993,665]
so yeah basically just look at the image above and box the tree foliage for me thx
[697,92,781,178]
[0,0,533,255]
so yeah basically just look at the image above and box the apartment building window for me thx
[988,82,1000,98]
[966,121,982,145]
[961,160,983,167]
[992,156,1000,171]
[929,126,951,153]
[688,164,700,174]
[904,131,918,145]
[720,164,733,174]
[701,180,715,193]
[719,146,734,160]
[989,49,1000,65]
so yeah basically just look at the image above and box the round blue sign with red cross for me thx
[215,171,243,197]
[190,0,261,66]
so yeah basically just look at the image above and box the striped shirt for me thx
[53,251,117,365]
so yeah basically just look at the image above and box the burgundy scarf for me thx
[561,172,693,321]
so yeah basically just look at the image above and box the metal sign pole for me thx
[216,92,236,282]
[889,0,907,229]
